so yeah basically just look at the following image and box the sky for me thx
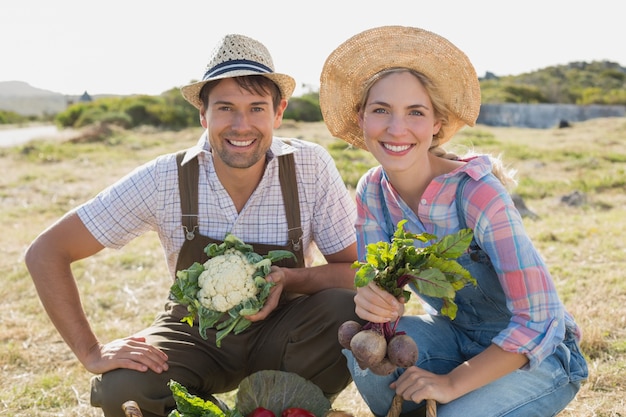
[2,0,624,97]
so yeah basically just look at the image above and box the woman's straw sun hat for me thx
[319,25,481,150]
[181,34,296,109]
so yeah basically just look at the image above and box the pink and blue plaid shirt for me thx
[355,155,582,369]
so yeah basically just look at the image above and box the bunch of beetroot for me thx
[338,320,420,376]
[338,220,476,375]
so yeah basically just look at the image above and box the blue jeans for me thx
[345,246,588,417]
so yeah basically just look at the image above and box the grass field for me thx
[1,118,625,416]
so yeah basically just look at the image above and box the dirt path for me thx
[0,124,77,147]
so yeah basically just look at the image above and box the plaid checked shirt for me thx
[77,132,356,278]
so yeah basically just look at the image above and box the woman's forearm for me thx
[448,343,529,399]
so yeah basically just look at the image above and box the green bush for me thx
[0,110,28,124]
[96,112,133,129]
[284,95,322,122]
[54,91,196,130]
[480,60,626,105]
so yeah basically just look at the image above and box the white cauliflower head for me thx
[197,248,259,312]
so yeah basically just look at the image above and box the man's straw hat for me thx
[319,26,481,150]
[181,34,296,109]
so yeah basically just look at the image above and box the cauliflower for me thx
[170,233,296,347]
[197,248,258,312]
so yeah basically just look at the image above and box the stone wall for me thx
[477,103,626,128]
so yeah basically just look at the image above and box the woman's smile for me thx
[381,142,414,153]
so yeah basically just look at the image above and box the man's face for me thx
[200,77,286,170]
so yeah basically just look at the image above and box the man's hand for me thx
[245,266,285,321]
[83,336,169,375]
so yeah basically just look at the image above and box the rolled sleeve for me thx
[76,159,163,249]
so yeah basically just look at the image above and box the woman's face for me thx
[359,71,442,171]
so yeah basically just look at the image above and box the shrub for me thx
[284,96,322,122]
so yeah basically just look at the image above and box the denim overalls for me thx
[345,175,588,417]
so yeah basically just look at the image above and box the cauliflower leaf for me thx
[171,233,296,347]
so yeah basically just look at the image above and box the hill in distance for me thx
[0,81,75,116]
[0,80,65,96]
[0,81,108,117]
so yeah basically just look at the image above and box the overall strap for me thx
[278,151,303,255]
[455,174,472,230]
[176,149,304,266]
[455,174,480,251]
[176,151,199,240]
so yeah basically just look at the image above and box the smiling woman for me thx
[319,25,589,417]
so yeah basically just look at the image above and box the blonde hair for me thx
[357,68,517,189]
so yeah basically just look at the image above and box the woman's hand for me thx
[391,366,458,405]
[83,336,169,375]
[391,345,530,405]
[354,282,405,323]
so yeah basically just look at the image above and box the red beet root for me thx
[387,334,419,368]
[369,357,396,376]
[337,320,362,350]
[350,329,387,368]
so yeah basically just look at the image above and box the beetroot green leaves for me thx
[352,219,476,320]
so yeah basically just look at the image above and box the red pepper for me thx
[248,407,276,417]
[281,408,316,417]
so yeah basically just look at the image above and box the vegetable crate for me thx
[121,369,437,417]
[122,397,438,417]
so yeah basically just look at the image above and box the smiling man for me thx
[25,33,362,417]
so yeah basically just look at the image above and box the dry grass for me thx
[1,119,625,416]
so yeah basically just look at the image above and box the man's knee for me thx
[91,371,133,417]
[314,288,362,324]
[91,369,173,417]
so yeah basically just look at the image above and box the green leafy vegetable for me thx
[170,233,295,347]
[342,220,477,374]
[353,219,476,322]
[235,370,330,417]
[167,380,241,417]
[167,371,331,417]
